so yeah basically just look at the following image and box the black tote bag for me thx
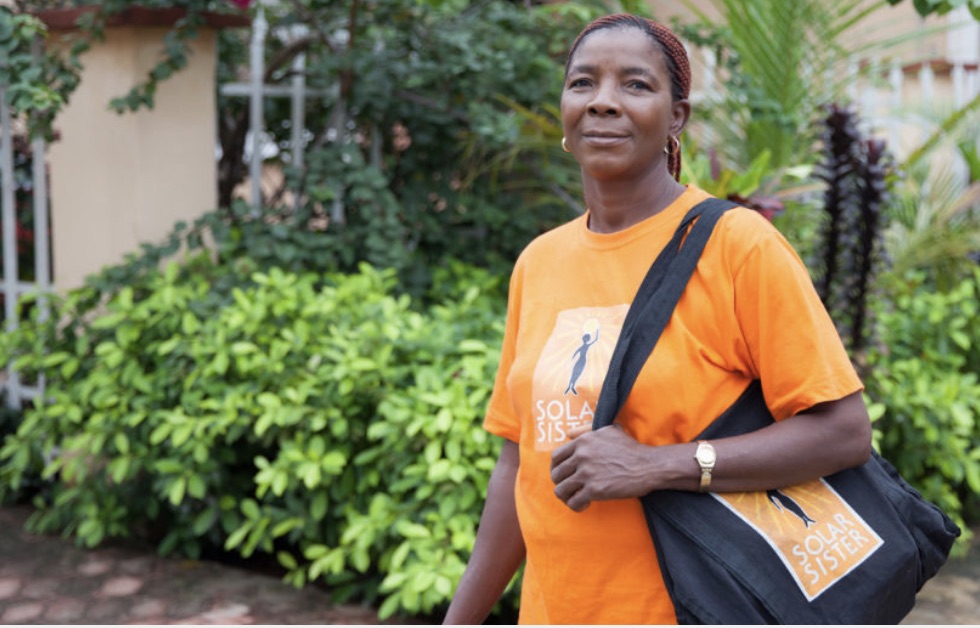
[591,198,961,624]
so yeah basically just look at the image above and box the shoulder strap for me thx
[592,197,737,430]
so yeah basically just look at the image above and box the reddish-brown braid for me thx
[564,14,691,181]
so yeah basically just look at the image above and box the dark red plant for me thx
[814,103,892,355]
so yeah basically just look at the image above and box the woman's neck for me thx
[582,172,686,234]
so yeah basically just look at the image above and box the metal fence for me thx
[0,83,52,410]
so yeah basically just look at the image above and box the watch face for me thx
[698,444,716,465]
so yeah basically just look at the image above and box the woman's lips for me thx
[582,134,629,147]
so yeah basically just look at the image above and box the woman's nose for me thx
[587,83,619,116]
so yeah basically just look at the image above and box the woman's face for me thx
[560,27,688,182]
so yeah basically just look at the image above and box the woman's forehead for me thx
[570,28,667,72]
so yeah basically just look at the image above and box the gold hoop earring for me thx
[666,135,681,160]
[561,137,571,153]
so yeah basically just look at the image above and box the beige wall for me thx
[46,25,218,292]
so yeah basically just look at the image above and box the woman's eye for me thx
[568,78,591,88]
[628,80,651,90]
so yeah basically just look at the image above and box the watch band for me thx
[699,468,712,492]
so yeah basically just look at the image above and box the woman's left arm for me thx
[550,390,871,512]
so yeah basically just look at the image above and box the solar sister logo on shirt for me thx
[714,479,884,600]
[531,306,627,451]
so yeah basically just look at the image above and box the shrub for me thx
[0,257,514,620]
[864,269,980,542]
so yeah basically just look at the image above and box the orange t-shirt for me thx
[483,185,863,624]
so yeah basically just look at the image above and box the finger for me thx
[550,438,575,471]
[567,424,592,440]
[565,489,592,512]
[550,456,575,485]
[554,475,583,506]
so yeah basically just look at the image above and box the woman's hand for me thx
[548,390,873,513]
[550,425,668,512]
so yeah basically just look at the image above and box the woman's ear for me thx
[670,99,691,137]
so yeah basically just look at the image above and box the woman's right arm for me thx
[443,439,525,624]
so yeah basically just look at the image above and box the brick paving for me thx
[0,505,393,625]
[0,503,977,624]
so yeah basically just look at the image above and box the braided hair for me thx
[564,14,691,181]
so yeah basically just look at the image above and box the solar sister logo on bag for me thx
[714,479,884,601]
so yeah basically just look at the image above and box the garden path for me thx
[0,503,976,625]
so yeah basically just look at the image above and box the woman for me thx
[444,14,871,625]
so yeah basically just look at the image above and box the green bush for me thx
[0,256,513,620]
[864,269,980,542]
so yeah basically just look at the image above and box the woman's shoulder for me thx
[715,202,793,249]
[718,201,780,237]
[710,201,806,272]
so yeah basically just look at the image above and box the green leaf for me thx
[187,475,207,500]
[192,509,216,536]
[170,424,194,447]
[272,470,288,496]
[213,352,229,375]
[231,341,259,355]
[320,451,347,474]
[241,499,261,520]
[168,477,187,506]
[350,547,371,573]
[150,425,171,446]
[272,518,303,538]
[224,522,251,551]
[304,544,329,560]
[378,595,401,621]
[108,457,131,484]
[277,551,298,571]
[394,521,431,540]
[114,433,130,455]
[310,492,328,521]
[155,337,181,357]
[434,575,452,597]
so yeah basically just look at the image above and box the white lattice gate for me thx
[0,85,51,410]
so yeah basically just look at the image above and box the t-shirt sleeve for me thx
[482,259,524,444]
[728,211,863,420]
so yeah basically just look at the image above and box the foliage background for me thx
[1,0,979,622]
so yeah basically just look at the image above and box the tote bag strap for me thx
[592,197,737,430]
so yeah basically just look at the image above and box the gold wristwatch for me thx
[694,441,716,492]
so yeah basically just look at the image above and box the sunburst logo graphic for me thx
[531,306,627,451]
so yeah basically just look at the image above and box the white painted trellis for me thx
[220,4,405,221]
[218,6,327,213]
[0,46,52,410]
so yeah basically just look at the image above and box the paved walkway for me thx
[0,505,392,625]
[0,503,977,625]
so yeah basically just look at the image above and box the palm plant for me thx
[679,0,935,180]
[881,93,980,291]
[885,160,980,291]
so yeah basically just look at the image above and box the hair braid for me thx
[565,14,690,181]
